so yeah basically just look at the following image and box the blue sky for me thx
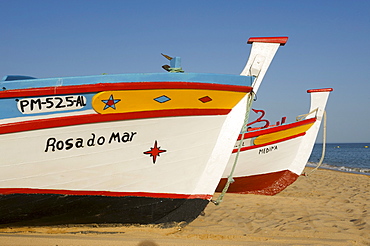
[1,0,369,143]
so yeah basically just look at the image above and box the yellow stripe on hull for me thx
[253,122,314,146]
[92,89,247,114]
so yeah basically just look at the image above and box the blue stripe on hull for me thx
[0,73,253,91]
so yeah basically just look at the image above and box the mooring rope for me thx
[306,110,327,176]
[212,91,255,205]
[296,108,318,122]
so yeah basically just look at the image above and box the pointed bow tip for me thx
[247,37,289,46]
[307,88,334,93]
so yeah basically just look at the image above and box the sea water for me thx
[308,143,370,175]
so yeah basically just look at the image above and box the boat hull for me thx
[218,88,332,195]
[0,36,288,225]
[0,192,208,226]
[217,170,299,195]
[217,132,306,195]
[0,78,251,226]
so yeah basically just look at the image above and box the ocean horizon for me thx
[308,142,370,175]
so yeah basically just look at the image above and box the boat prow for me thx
[0,36,287,227]
[217,88,333,195]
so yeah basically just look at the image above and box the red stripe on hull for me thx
[0,188,212,200]
[0,108,230,134]
[0,82,252,98]
[237,118,316,140]
[233,132,305,153]
[216,170,299,195]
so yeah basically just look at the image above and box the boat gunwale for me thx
[233,132,306,153]
[0,81,252,99]
[238,117,317,140]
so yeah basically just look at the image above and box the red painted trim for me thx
[233,132,306,153]
[216,170,299,195]
[247,37,288,46]
[0,82,252,98]
[0,108,230,135]
[307,88,333,93]
[237,117,316,140]
[0,188,212,200]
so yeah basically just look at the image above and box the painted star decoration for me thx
[143,140,167,164]
[101,94,121,110]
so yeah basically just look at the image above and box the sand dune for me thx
[0,167,369,245]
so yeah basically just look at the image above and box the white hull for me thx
[218,89,332,195]
[1,99,246,196]
[0,36,287,226]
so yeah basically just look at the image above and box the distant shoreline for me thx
[314,142,370,145]
[306,162,370,176]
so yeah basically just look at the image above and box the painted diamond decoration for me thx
[199,96,212,103]
[154,95,171,103]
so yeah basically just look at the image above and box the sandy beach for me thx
[0,167,369,245]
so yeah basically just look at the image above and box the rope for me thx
[212,91,255,205]
[305,110,327,176]
[296,108,318,122]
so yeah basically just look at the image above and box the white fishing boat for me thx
[217,88,333,195]
[0,36,286,226]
